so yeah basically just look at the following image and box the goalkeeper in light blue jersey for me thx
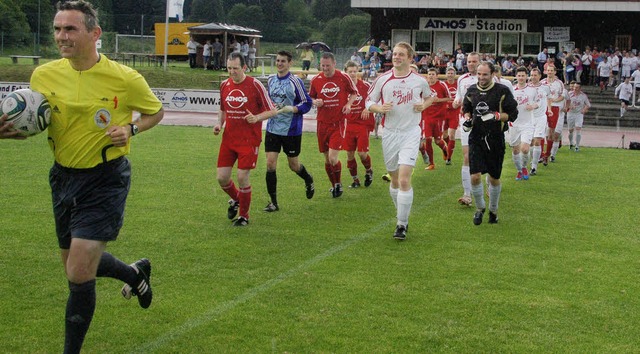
[262,51,315,212]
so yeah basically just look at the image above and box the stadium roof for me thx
[351,0,640,12]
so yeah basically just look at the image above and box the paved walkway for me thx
[158,110,640,149]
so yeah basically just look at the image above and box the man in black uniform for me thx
[462,61,518,225]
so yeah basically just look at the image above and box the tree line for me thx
[2,0,371,48]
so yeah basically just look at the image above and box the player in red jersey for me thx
[442,66,459,165]
[420,68,451,170]
[214,53,277,226]
[309,52,358,197]
[343,60,375,188]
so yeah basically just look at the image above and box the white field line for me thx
[134,185,460,352]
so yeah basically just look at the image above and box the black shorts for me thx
[50,157,131,249]
[264,132,302,157]
[469,137,506,180]
[621,99,630,105]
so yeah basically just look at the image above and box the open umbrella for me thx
[310,41,331,52]
[359,45,382,53]
[295,42,311,49]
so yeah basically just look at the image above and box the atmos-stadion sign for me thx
[420,17,527,33]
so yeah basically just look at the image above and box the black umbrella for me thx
[310,41,331,52]
[295,42,311,49]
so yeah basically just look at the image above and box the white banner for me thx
[1,83,220,113]
[419,17,527,33]
[167,0,184,22]
[544,27,570,42]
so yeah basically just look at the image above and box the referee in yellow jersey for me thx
[1,1,163,353]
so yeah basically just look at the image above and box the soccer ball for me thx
[0,89,51,137]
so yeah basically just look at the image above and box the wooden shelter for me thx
[187,22,262,66]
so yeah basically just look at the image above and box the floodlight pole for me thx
[163,0,170,71]
[37,0,41,55]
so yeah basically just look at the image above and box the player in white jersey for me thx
[615,76,633,118]
[553,84,570,158]
[452,52,480,206]
[527,68,549,176]
[509,66,538,180]
[366,42,434,240]
[540,65,566,164]
[566,82,591,151]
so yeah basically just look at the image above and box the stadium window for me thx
[500,33,519,56]
[478,32,496,55]
[522,33,541,56]
[414,30,432,53]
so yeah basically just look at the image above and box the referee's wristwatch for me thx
[129,123,139,136]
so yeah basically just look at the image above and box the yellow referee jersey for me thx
[30,54,162,168]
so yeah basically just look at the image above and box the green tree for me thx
[322,14,370,48]
[18,0,56,44]
[227,4,264,28]
[188,0,224,23]
[0,0,32,46]
[311,0,354,23]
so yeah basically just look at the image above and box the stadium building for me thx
[351,0,640,57]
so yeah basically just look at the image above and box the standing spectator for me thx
[309,52,358,198]
[262,50,315,212]
[366,42,434,240]
[501,56,514,76]
[202,39,212,70]
[350,51,363,69]
[566,82,591,151]
[621,51,632,79]
[537,47,548,72]
[240,40,249,66]
[574,54,583,84]
[247,42,257,72]
[631,66,640,104]
[187,36,200,68]
[0,1,164,352]
[212,37,223,70]
[343,60,375,188]
[455,49,465,73]
[300,47,314,71]
[581,48,593,85]
[610,50,621,87]
[213,53,278,226]
[462,61,518,225]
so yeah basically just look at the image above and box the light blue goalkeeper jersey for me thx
[266,72,312,136]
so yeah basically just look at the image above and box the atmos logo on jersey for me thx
[320,82,340,98]
[475,101,490,115]
[226,89,249,109]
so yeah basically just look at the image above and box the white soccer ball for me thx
[0,88,51,137]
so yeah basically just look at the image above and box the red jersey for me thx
[309,69,357,125]
[346,79,374,128]
[422,80,449,121]
[220,76,275,146]
[443,80,460,114]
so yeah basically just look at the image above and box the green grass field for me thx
[1,126,640,352]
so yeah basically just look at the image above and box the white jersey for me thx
[598,61,612,77]
[495,76,516,96]
[541,78,565,107]
[631,70,640,88]
[615,82,633,101]
[366,69,430,132]
[513,84,537,127]
[630,56,639,71]
[610,55,620,71]
[567,91,591,114]
[528,82,549,118]
[622,56,633,77]
[454,73,478,104]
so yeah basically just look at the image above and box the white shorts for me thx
[382,125,421,172]
[508,123,534,147]
[555,111,565,134]
[458,116,470,146]
[566,113,584,129]
[533,114,547,138]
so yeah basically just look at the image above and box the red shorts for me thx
[217,139,260,170]
[444,110,459,130]
[421,118,443,139]
[317,122,344,153]
[343,124,370,152]
[547,106,560,129]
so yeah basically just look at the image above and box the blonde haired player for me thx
[366,42,434,240]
